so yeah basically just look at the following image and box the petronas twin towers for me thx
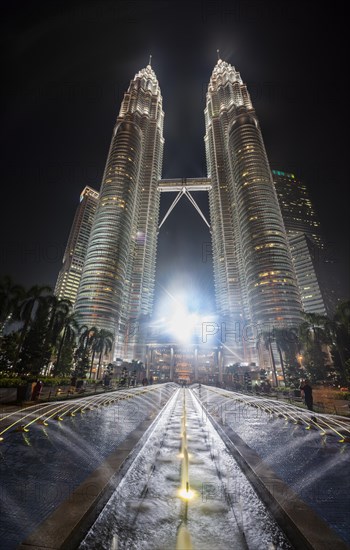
[75,57,301,364]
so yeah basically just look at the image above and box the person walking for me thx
[32,379,43,400]
[301,379,313,411]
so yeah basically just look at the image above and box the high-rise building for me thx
[204,58,302,363]
[272,170,330,315]
[55,186,99,304]
[272,170,323,247]
[288,233,327,315]
[75,62,164,360]
[73,58,302,366]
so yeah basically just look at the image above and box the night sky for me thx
[1,1,348,313]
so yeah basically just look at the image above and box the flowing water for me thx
[0,384,177,549]
[80,388,292,549]
[196,385,350,544]
[2,383,348,549]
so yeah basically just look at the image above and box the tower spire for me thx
[217,49,220,61]
[149,54,152,67]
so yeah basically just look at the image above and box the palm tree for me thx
[95,330,114,380]
[40,297,73,371]
[298,312,331,382]
[258,330,278,387]
[76,325,98,378]
[333,301,350,327]
[89,329,101,379]
[272,327,301,387]
[272,328,287,385]
[18,297,52,376]
[300,312,330,340]
[12,284,52,371]
[328,301,350,384]
[78,325,98,353]
[55,311,80,375]
[0,276,25,335]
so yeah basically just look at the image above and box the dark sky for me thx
[1,0,349,311]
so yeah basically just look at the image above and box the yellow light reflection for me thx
[178,488,194,500]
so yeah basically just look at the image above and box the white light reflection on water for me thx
[196,385,350,544]
[80,389,292,550]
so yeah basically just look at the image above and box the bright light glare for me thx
[169,306,199,343]
[153,286,217,344]
[178,488,195,500]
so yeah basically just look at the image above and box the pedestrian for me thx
[32,379,43,400]
[300,379,313,411]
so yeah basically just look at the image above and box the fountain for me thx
[78,387,293,549]
[176,389,193,549]
[2,383,348,548]
[0,384,178,550]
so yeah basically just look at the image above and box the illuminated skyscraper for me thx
[75,62,164,359]
[288,233,327,315]
[72,58,302,367]
[205,58,302,362]
[55,186,99,304]
[272,170,323,247]
[272,170,331,315]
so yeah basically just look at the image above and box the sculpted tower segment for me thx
[205,59,301,361]
[205,60,254,361]
[75,65,164,359]
[228,109,301,326]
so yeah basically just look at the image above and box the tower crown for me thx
[119,62,163,123]
[209,59,243,92]
[134,64,160,96]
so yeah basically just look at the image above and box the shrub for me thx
[38,377,72,387]
[0,378,27,388]
[335,392,350,400]
[0,376,73,388]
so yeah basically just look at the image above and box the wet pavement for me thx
[0,384,177,550]
[196,385,350,545]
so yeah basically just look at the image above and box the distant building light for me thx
[272,169,296,179]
